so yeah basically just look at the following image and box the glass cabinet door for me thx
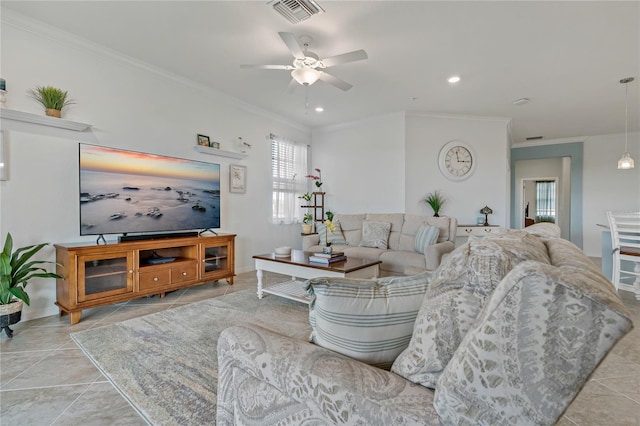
[78,251,134,302]
[202,244,228,274]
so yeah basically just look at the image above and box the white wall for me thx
[405,113,511,224]
[311,112,406,214]
[0,12,310,320]
[310,112,511,226]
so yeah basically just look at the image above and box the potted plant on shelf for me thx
[298,192,312,204]
[0,233,61,338]
[302,213,314,235]
[305,168,323,192]
[423,190,446,217]
[27,85,76,118]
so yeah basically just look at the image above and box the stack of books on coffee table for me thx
[308,251,347,264]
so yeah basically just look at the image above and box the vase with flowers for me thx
[323,211,335,246]
[305,168,323,192]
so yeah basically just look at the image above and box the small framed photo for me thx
[210,141,220,150]
[197,134,210,147]
[229,164,246,193]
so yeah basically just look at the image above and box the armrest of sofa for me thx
[433,261,634,425]
[302,233,320,251]
[217,324,440,425]
[424,240,455,270]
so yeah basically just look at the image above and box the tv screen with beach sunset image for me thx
[79,144,221,236]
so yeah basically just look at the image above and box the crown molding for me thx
[406,110,512,124]
[1,9,310,135]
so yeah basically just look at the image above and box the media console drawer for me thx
[139,269,171,290]
[55,234,236,324]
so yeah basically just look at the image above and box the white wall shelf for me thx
[194,145,247,160]
[0,108,91,131]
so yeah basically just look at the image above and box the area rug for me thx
[71,289,310,425]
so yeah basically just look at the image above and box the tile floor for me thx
[1,271,639,425]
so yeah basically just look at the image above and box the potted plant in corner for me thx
[0,233,61,338]
[423,190,446,217]
[27,85,76,118]
[302,213,314,235]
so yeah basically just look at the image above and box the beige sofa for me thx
[302,213,457,274]
[217,226,634,425]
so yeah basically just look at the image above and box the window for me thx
[270,134,308,224]
[535,180,556,223]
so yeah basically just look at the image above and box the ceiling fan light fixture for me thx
[291,68,320,85]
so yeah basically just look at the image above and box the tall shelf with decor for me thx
[300,192,325,231]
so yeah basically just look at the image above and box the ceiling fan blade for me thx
[318,71,353,91]
[286,78,299,94]
[320,49,368,68]
[240,64,293,70]
[278,32,305,59]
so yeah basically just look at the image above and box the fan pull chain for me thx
[304,84,309,115]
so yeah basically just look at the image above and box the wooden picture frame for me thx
[197,134,210,147]
[229,164,246,193]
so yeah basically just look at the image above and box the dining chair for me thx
[606,211,640,300]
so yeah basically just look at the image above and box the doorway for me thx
[522,178,559,227]
[510,142,583,247]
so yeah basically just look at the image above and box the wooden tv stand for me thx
[54,234,235,324]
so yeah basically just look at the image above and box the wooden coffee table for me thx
[253,250,381,304]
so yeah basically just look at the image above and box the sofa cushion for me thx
[399,215,454,252]
[366,213,404,250]
[379,250,427,275]
[316,220,348,246]
[391,230,551,388]
[334,214,366,246]
[433,261,633,425]
[414,224,440,254]
[304,272,432,369]
[359,221,392,249]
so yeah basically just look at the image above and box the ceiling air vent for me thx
[269,0,324,24]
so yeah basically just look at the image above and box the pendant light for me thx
[618,77,635,170]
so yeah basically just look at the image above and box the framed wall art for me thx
[229,164,246,193]
[197,134,210,147]
[210,141,220,149]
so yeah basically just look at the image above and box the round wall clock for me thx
[438,140,476,181]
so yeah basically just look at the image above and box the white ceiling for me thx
[3,1,639,143]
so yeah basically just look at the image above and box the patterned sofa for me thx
[302,213,458,274]
[217,227,633,425]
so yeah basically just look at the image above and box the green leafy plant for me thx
[302,213,313,224]
[423,190,446,217]
[298,193,312,202]
[326,211,334,221]
[0,233,61,305]
[27,85,75,111]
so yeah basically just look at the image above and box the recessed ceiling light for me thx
[447,75,461,84]
[315,106,324,112]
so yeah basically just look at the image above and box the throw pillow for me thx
[433,262,633,425]
[414,223,440,254]
[316,220,348,246]
[303,271,432,369]
[359,221,391,249]
[391,231,551,388]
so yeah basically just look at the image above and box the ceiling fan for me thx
[241,32,368,92]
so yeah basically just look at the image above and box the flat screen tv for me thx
[79,143,221,238]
